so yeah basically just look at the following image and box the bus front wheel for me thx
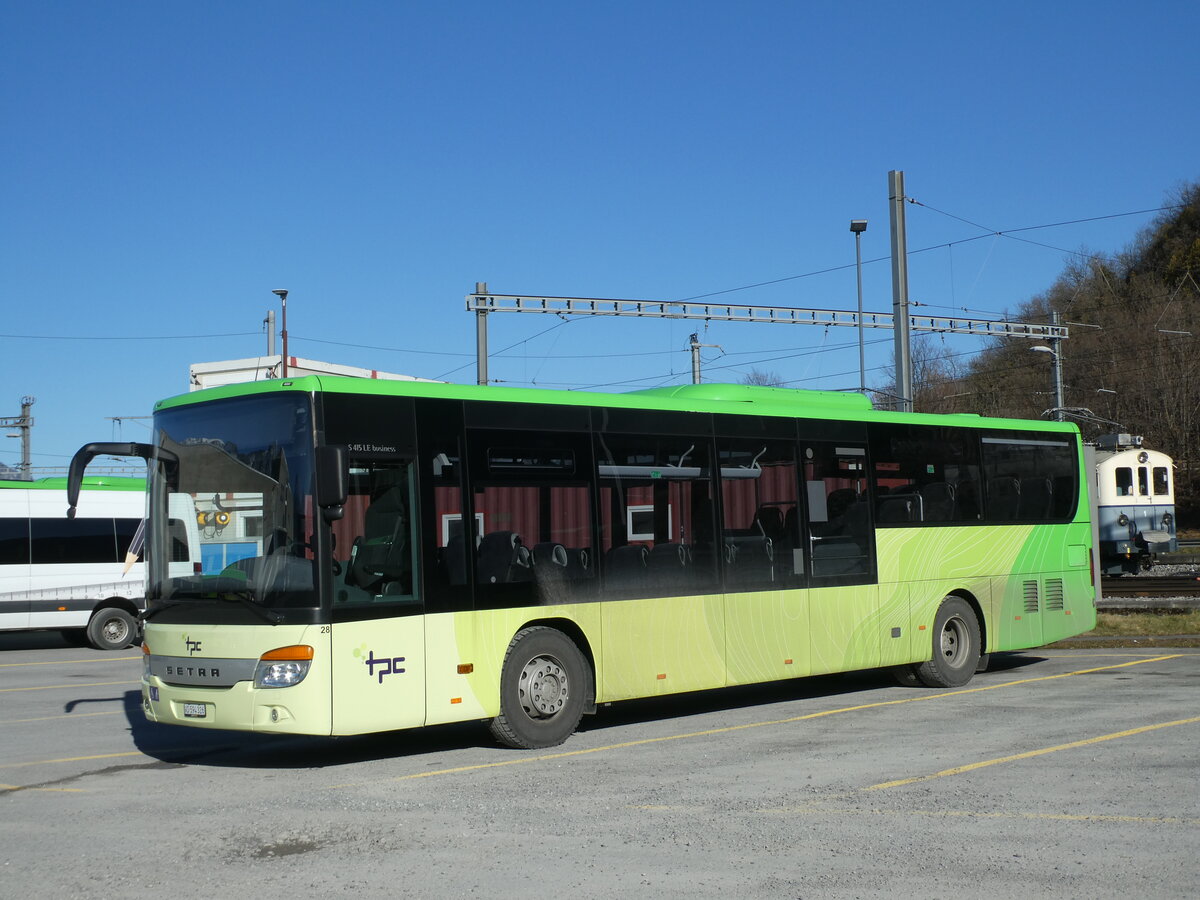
[87,607,138,651]
[916,597,980,688]
[489,626,590,750]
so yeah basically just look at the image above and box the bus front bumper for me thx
[142,677,327,735]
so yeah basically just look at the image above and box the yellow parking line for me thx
[0,783,88,793]
[866,715,1200,791]
[330,654,1181,788]
[0,656,140,667]
[1036,657,1176,662]
[0,751,146,771]
[0,710,124,725]
[759,805,1200,827]
[0,680,138,693]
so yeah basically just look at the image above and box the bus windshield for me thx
[147,393,318,612]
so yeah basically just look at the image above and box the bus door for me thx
[718,437,808,685]
[801,442,879,674]
[329,458,425,735]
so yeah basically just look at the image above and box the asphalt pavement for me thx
[2,632,1198,897]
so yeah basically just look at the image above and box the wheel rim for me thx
[101,616,129,645]
[518,654,569,718]
[940,614,969,666]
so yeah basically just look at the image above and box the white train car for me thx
[1093,434,1177,575]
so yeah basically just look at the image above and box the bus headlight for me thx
[253,645,314,689]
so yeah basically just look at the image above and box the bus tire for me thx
[489,626,589,750]
[916,597,980,688]
[87,607,138,651]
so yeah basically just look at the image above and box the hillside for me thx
[907,182,1200,522]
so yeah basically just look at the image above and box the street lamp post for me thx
[272,290,289,377]
[1030,344,1065,421]
[850,219,868,394]
[1030,310,1065,421]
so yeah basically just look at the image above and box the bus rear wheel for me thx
[489,627,589,750]
[87,607,138,651]
[916,597,980,688]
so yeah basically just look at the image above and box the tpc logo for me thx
[363,649,405,683]
[184,637,202,656]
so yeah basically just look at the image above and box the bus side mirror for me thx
[316,445,348,522]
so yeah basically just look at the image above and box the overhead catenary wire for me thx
[671,203,1184,305]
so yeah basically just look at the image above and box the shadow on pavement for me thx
[119,654,1053,769]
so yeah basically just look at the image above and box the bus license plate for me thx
[182,703,207,718]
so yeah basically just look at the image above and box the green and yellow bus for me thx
[67,379,1097,748]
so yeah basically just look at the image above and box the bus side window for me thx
[717,440,801,589]
[464,431,597,610]
[804,444,873,581]
[595,433,718,599]
[333,462,418,609]
[981,434,1077,522]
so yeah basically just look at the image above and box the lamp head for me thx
[272,289,288,301]
[849,219,868,234]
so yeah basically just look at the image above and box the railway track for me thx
[1100,575,1200,598]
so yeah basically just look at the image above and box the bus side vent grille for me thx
[1045,578,1065,611]
[1023,580,1040,614]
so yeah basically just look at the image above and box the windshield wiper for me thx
[144,578,283,625]
[211,590,283,625]
[140,600,188,623]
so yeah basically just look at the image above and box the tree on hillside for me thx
[872,334,973,413]
[740,368,785,387]
[957,182,1200,520]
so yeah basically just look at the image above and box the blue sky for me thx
[2,1,1196,470]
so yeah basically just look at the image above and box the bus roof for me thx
[154,376,1077,435]
[0,476,145,491]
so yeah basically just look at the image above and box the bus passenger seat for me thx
[532,543,569,588]
[441,534,467,585]
[988,477,1021,520]
[724,535,774,585]
[956,480,981,520]
[1019,477,1052,520]
[532,542,569,569]
[566,547,593,579]
[920,482,955,521]
[783,506,800,546]
[753,506,785,541]
[476,531,529,584]
[877,495,918,523]
[605,544,647,590]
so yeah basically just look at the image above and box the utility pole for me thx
[272,289,289,377]
[264,308,276,358]
[689,333,723,384]
[1,396,35,479]
[1031,311,1067,421]
[889,170,913,412]
[475,281,489,386]
[850,219,868,393]
[1050,310,1065,421]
